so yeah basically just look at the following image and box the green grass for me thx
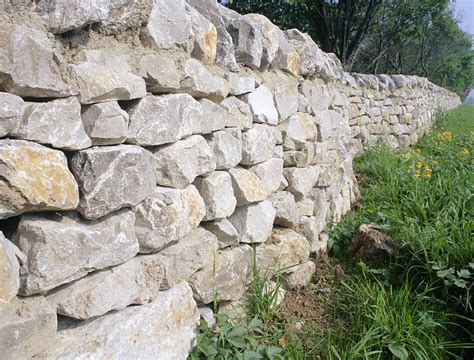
[190,105,474,359]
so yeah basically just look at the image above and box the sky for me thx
[454,0,474,36]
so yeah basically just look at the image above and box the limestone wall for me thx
[0,1,460,358]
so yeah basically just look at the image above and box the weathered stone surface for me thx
[153,135,216,189]
[70,145,156,219]
[133,185,206,253]
[241,124,277,165]
[278,113,318,150]
[220,6,263,69]
[228,201,276,243]
[207,128,243,169]
[317,110,341,141]
[188,4,218,65]
[243,85,279,125]
[269,191,299,227]
[297,216,322,253]
[189,244,252,304]
[14,210,138,295]
[68,62,146,104]
[127,94,197,146]
[0,140,79,219]
[199,307,216,328]
[348,224,402,264]
[81,101,129,146]
[245,14,279,69]
[178,59,229,101]
[46,254,165,320]
[195,171,237,221]
[221,96,253,130]
[249,158,284,197]
[142,0,192,50]
[261,70,298,121]
[299,80,332,114]
[228,167,266,206]
[296,198,314,217]
[0,232,20,306]
[256,228,310,271]
[202,218,239,249]
[13,97,91,150]
[271,30,300,77]
[0,92,23,137]
[187,0,239,71]
[157,227,218,289]
[283,260,316,290]
[226,71,256,95]
[138,54,181,93]
[284,167,321,199]
[0,296,57,360]
[46,282,199,360]
[0,24,75,98]
[195,98,228,134]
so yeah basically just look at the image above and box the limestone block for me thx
[187,0,239,71]
[0,24,75,98]
[220,97,253,130]
[226,71,256,95]
[241,124,277,165]
[283,260,316,290]
[283,143,315,168]
[81,101,129,146]
[0,296,57,360]
[220,6,263,69]
[202,218,239,249]
[138,54,181,93]
[195,98,228,134]
[127,94,197,146]
[271,30,300,77]
[195,171,237,221]
[228,167,266,206]
[299,80,332,114]
[199,307,216,328]
[244,14,279,69]
[277,116,306,150]
[317,110,340,141]
[14,210,137,295]
[228,201,276,244]
[269,191,300,227]
[153,135,216,189]
[0,92,23,137]
[133,185,206,253]
[70,145,156,219]
[0,232,20,306]
[188,4,217,65]
[68,62,146,104]
[13,97,91,150]
[242,85,279,125]
[256,228,310,271]
[0,140,79,219]
[179,59,229,101]
[249,158,284,197]
[46,282,199,360]
[296,216,321,253]
[296,198,315,217]
[284,167,321,199]
[157,228,218,289]
[207,128,243,169]
[142,0,192,50]
[261,70,299,121]
[46,254,165,320]
[189,245,252,303]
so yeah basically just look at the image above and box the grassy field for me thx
[190,105,474,360]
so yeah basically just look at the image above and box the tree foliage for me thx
[225,0,473,93]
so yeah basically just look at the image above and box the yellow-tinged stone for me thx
[203,24,217,65]
[0,140,79,219]
[286,51,301,77]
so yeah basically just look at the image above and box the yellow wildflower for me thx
[414,171,421,178]
[459,148,469,157]
[416,161,423,169]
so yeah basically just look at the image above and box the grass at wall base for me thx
[190,105,474,359]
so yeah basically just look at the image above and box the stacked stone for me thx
[0,0,460,358]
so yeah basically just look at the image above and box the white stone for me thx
[228,201,276,244]
[47,282,199,360]
[284,167,321,199]
[207,128,243,169]
[0,92,23,137]
[188,4,218,65]
[269,191,300,227]
[13,97,91,150]
[220,96,253,130]
[195,171,237,221]
[81,101,129,146]
[189,245,252,303]
[14,210,138,295]
[241,124,277,165]
[195,98,228,134]
[138,54,181,93]
[133,185,206,253]
[249,158,284,197]
[283,260,316,290]
[0,232,20,306]
[70,145,156,219]
[153,135,216,189]
[226,72,256,95]
[228,167,266,206]
[202,218,239,249]
[243,85,279,125]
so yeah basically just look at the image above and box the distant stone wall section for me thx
[0,1,460,358]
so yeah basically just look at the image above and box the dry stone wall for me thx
[0,0,460,358]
